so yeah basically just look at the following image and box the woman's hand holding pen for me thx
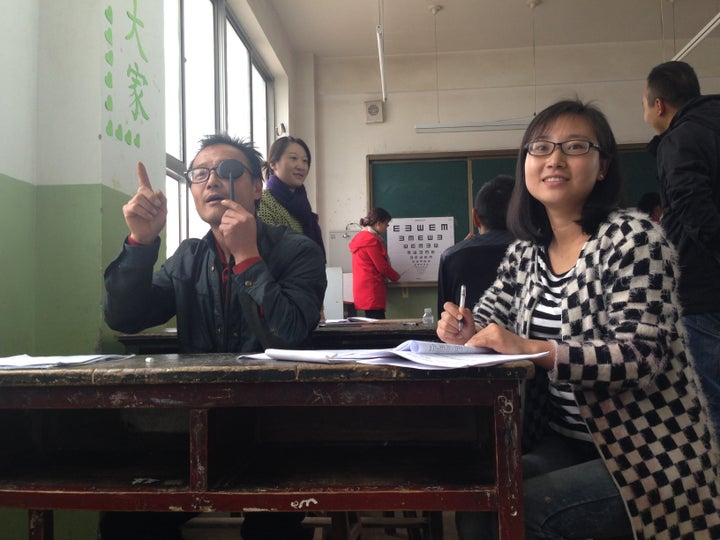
[437,301,555,368]
[436,301,475,344]
[465,323,530,355]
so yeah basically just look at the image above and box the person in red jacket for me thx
[349,208,401,318]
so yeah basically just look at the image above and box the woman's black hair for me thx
[507,99,624,244]
[262,136,312,178]
[360,207,392,227]
[637,192,661,215]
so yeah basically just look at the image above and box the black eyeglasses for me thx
[185,159,247,184]
[524,139,603,157]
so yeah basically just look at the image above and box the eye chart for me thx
[387,217,454,283]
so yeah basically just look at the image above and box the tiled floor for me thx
[182,511,459,539]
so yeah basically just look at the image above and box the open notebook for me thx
[253,340,545,370]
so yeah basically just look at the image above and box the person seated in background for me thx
[636,191,662,223]
[436,174,515,315]
[258,135,326,259]
[438,99,719,539]
[103,133,325,540]
[349,207,400,319]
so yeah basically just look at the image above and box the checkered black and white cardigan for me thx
[476,209,720,539]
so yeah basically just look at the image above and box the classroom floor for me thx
[181,511,459,539]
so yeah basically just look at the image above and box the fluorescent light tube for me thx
[415,119,529,133]
[377,24,387,102]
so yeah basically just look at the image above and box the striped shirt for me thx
[532,249,592,443]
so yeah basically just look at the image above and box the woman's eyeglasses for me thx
[524,139,603,157]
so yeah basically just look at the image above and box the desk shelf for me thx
[217,443,495,490]
[0,409,496,511]
[0,356,530,539]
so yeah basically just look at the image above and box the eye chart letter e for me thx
[387,217,454,282]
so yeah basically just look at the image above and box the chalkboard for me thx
[471,154,517,206]
[618,146,659,207]
[368,146,658,239]
[370,159,470,243]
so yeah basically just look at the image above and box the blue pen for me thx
[458,284,466,332]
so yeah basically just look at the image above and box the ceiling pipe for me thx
[672,10,720,60]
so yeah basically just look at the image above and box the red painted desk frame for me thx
[0,354,533,539]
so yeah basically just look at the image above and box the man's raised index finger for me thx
[137,161,153,190]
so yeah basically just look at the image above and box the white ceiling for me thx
[265,0,720,58]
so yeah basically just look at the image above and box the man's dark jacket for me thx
[436,229,514,315]
[105,219,327,353]
[647,95,720,315]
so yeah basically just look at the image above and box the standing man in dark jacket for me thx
[436,174,515,316]
[103,133,326,540]
[643,60,720,431]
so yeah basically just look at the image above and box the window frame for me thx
[164,0,274,254]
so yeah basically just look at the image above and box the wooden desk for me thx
[0,355,532,540]
[313,319,438,349]
[117,319,439,354]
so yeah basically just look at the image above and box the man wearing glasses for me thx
[103,133,326,540]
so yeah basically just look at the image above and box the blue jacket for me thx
[104,219,326,353]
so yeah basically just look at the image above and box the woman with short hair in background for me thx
[259,136,325,258]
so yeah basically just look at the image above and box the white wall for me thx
[302,38,720,239]
[27,0,165,193]
[236,2,720,242]
[0,0,38,184]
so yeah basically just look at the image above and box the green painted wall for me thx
[33,184,135,355]
[0,175,36,356]
[101,184,142,354]
[386,286,437,320]
[34,185,104,354]
[2,182,156,356]
[0,509,98,540]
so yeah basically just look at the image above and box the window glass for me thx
[252,64,268,159]
[188,188,208,239]
[163,0,272,256]
[183,0,215,155]
[227,20,251,141]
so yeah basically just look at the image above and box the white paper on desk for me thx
[261,349,360,363]
[262,340,547,368]
[386,350,548,369]
[393,340,491,354]
[356,358,452,370]
[323,316,378,324]
[333,340,490,359]
[0,354,133,369]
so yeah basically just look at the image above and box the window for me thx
[164,0,273,256]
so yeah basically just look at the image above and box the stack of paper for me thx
[321,316,378,324]
[258,340,545,370]
[0,354,133,369]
